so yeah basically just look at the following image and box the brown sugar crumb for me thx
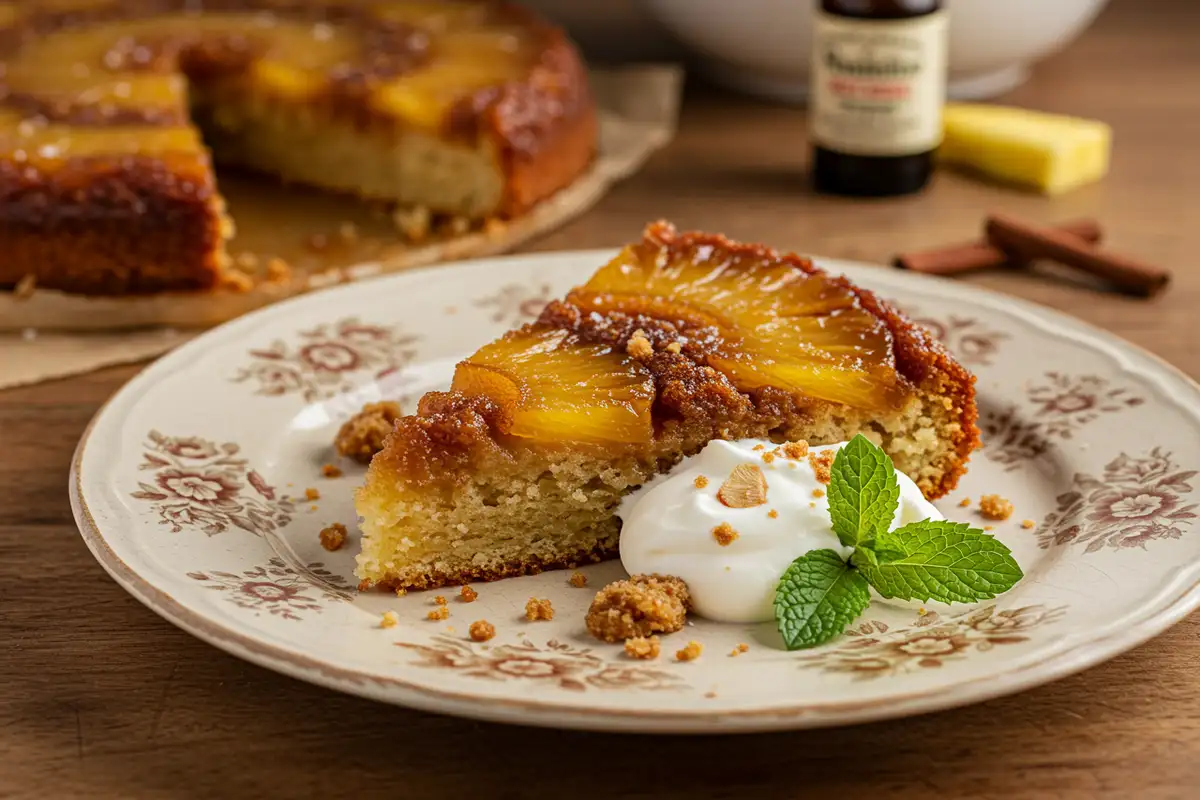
[460,585,478,602]
[665,341,683,354]
[752,444,765,452]
[958,497,971,508]
[675,641,703,662]
[427,606,450,621]
[334,401,403,463]
[980,494,1015,521]
[318,522,347,552]
[717,463,768,508]
[586,575,691,643]
[380,610,399,628]
[626,329,653,359]
[569,571,589,588]
[761,451,776,464]
[265,257,291,282]
[812,488,825,498]
[728,643,750,657]
[693,475,709,490]
[767,509,779,519]
[624,635,661,660]
[320,463,343,478]
[304,487,320,501]
[1021,519,1036,529]
[781,440,809,460]
[808,449,836,484]
[525,598,554,621]
[434,595,447,606]
[468,620,495,642]
[712,522,739,547]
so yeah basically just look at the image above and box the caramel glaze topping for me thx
[372,223,980,493]
[0,1,580,150]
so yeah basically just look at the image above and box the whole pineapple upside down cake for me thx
[355,222,980,591]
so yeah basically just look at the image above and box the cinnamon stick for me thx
[893,219,1102,275]
[985,213,1170,298]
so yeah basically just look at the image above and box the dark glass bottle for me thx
[810,0,948,197]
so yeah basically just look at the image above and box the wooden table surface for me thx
[4,1,1199,797]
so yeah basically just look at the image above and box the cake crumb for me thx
[781,440,809,460]
[221,269,254,292]
[393,205,431,242]
[958,497,971,508]
[1021,519,1036,529]
[665,341,683,354]
[304,487,320,501]
[812,488,825,498]
[586,575,691,642]
[484,217,507,239]
[460,585,478,602]
[338,221,358,242]
[318,522,347,552]
[357,579,372,592]
[809,501,816,509]
[624,636,661,660]
[918,607,928,616]
[427,606,449,621]
[569,571,588,588]
[983,525,994,532]
[712,522,739,547]
[320,463,343,478]
[626,329,653,359]
[980,494,1014,521]
[334,401,403,463]
[235,251,259,270]
[380,610,399,628]
[761,451,776,464]
[767,509,778,519]
[693,475,709,490]
[675,641,703,662]
[395,587,408,597]
[728,643,749,657]
[808,450,836,484]
[469,620,495,642]
[704,691,717,699]
[265,257,290,282]
[752,444,765,452]
[525,598,554,621]
[434,595,447,606]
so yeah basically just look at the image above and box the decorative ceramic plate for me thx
[71,251,1200,734]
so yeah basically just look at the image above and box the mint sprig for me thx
[827,434,900,549]
[774,549,871,650]
[774,434,1024,651]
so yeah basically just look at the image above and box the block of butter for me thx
[939,104,1112,195]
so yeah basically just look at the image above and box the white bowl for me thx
[644,0,1110,102]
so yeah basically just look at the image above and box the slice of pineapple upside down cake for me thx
[355,222,979,590]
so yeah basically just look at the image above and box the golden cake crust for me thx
[0,1,596,295]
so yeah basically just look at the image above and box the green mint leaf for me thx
[774,549,871,650]
[827,434,900,549]
[858,520,1025,604]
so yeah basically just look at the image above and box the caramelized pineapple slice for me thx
[570,245,906,411]
[452,327,654,445]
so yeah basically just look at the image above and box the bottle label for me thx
[810,10,948,157]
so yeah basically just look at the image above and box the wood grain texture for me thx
[4,0,1200,797]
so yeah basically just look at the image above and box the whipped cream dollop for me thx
[618,439,944,623]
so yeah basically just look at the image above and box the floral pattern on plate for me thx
[397,636,689,693]
[188,557,354,621]
[131,431,294,537]
[1036,448,1197,552]
[231,317,419,401]
[798,605,1068,678]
